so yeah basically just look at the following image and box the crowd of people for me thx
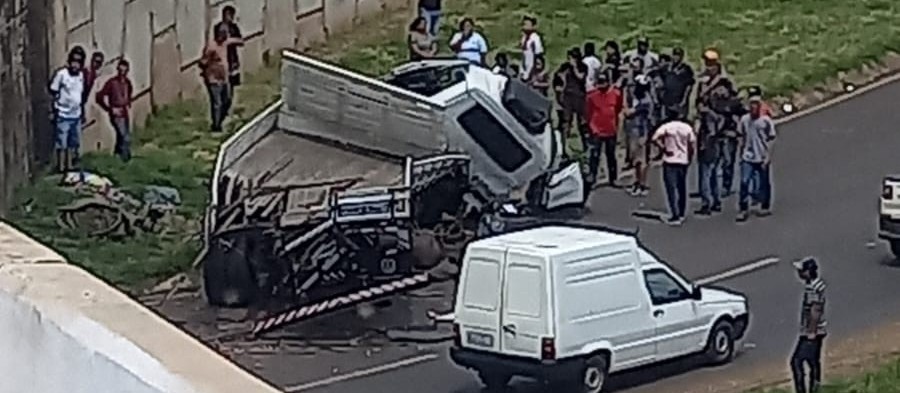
[47,6,245,173]
[410,1,778,226]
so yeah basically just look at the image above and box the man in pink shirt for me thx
[652,112,696,226]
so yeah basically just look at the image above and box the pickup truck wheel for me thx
[203,236,257,307]
[477,371,511,391]
[580,355,609,393]
[705,320,735,366]
[890,241,900,259]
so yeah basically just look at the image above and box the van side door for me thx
[499,250,550,359]
[642,268,708,360]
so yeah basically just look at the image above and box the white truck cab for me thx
[879,175,900,258]
[450,226,749,392]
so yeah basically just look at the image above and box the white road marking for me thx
[283,353,440,392]
[695,257,781,285]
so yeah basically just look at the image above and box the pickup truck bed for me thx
[228,129,405,190]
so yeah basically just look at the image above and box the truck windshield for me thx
[383,64,468,96]
[501,79,551,135]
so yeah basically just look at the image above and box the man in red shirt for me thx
[96,59,134,161]
[584,73,624,187]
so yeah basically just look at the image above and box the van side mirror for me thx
[691,286,703,300]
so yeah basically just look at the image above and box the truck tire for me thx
[203,237,257,307]
[704,320,736,366]
[890,241,900,259]
[477,371,511,391]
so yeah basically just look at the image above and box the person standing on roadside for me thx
[418,0,442,37]
[199,26,242,132]
[603,40,623,86]
[81,51,105,120]
[449,18,488,65]
[659,47,695,123]
[561,48,589,150]
[624,37,659,74]
[695,97,722,216]
[526,56,550,96]
[583,42,602,92]
[790,257,827,393]
[95,59,134,162]
[652,111,696,226]
[408,17,438,60]
[696,49,742,197]
[624,74,654,196]
[585,73,623,187]
[735,95,776,222]
[214,6,244,88]
[519,16,544,80]
[49,50,85,173]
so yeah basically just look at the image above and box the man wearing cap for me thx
[585,72,624,187]
[659,47,695,122]
[696,49,743,197]
[790,257,827,393]
[624,37,659,73]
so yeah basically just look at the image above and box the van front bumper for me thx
[450,347,583,380]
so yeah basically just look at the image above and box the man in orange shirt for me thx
[199,26,242,132]
[584,73,624,187]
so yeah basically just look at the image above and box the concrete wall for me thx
[0,0,52,215]
[0,221,281,393]
[54,0,416,153]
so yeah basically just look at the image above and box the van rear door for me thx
[456,245,505,352]
[499,249,550,359]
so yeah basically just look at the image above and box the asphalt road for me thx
[251,81,900,393]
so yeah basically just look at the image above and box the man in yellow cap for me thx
[694,49,743,215]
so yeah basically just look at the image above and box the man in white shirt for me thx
[624,37,659,73]
[519,16,544,80]
[582,42,602,92]
[49,50,86,173]
[651,112,696,226]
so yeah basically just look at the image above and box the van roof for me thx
[472,225,636,255]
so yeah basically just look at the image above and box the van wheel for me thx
[580,355,609,393]
[890,241,900,259]
[705,320,735,366]
[477,371,511,391]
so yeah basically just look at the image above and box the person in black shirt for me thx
[213,5,244,118]
[560,48,589,152]
[418,0,442,37]
[603,40,623,86]
[659,47,695,125]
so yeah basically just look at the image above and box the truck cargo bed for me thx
[226,129,405,190]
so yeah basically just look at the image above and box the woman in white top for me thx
[449,18,488,65]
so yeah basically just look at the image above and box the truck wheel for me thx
[890,241,900,259]
[477,371,511,391]
[704,320,735,366]
[579,355,609,393]
[203,237,257,307]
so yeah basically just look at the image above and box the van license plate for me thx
[466,332,494,347]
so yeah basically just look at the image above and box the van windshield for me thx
[638,246,693,287]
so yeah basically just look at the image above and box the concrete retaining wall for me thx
[0,221,281,393]
[53,0,416,153]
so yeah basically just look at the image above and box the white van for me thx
[449,225,749,392]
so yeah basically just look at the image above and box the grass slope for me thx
[8,0,900,289]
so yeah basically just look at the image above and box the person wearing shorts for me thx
[49,50,86,173]
[624,74,654,196]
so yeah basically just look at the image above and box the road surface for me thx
[164,80,900,392]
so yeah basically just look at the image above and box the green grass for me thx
[750,357,900,393]
[9,0,900,290]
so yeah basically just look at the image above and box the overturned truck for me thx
[201,51,587,332]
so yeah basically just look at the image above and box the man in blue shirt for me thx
[735,95,776,222]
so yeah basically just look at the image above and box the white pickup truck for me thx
[879,175,900,258]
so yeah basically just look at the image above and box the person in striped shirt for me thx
[791,257,827,393]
